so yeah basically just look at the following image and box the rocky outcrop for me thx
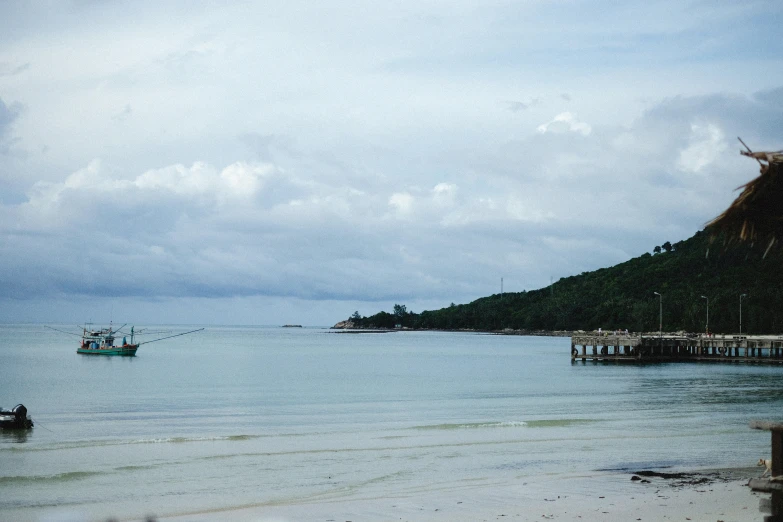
[331,320,356,329]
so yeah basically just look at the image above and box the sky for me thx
[1,1,783,326]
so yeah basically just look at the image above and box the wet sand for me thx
[158,467,768,522]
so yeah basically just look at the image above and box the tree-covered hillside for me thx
[346,230,783,334]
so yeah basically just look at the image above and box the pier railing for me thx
[571,333,783,363]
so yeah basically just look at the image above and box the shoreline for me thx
[155,466,768,522]
[328,327,720,339]
[329,326,576,337]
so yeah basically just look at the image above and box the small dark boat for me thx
[0,404,33,429]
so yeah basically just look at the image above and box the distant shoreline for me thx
[329,324,576,337]
[329,325,706,338]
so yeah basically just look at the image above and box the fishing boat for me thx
[0,404,33,429]
[78,324,139,356]
[46,324,204,356]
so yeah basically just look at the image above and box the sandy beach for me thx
[158,467,767,522]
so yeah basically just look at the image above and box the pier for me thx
[571,333,783,363]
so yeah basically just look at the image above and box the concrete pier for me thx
[571,333,783,363]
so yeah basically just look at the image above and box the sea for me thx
[1,324,781,521]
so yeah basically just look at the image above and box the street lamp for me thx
[740,293,747,334]
[653,292,662,338]
[701,296,709,335]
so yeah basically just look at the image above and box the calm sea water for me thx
[1,324,781,521]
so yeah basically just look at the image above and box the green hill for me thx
[347,230,783,334]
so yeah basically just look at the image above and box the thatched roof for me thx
[706,145,783,256]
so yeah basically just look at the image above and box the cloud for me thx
[676,123,727,173]
[754,87,783,110]
[432,182,457,206]
[0,97,21,152]
[536,112,592,136]
[4,86,781,318]
[389,192,414,217]
[0,62,30,77]
[21,160,292,232]
[2,2,783,324]
[506,98,540,112]
[131,161,272,201]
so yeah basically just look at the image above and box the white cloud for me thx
[432,182,457,206]
[40,160,280,206]
[389,192,414,217]
[676,123,727,173]
[537,112,592,136]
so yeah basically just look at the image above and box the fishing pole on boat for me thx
[111,324,128,335]
[44,325,84,337]
[138,328,205,345]
[113,323,127,332]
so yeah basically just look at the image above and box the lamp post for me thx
[701,296,709,335]
[740,293,747,335]
[653,292,662,339]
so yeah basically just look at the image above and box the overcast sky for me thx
[1,1,782,326]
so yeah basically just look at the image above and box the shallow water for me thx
[0,325,778,520]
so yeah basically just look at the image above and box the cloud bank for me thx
[1,1,782,324]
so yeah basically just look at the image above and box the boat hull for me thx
[0,415,34,429]
[77,345,139,356]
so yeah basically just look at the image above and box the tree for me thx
[653,245,662,254]
[662,241,672,253]
[393,304,407,318]
[350,311,362,321]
